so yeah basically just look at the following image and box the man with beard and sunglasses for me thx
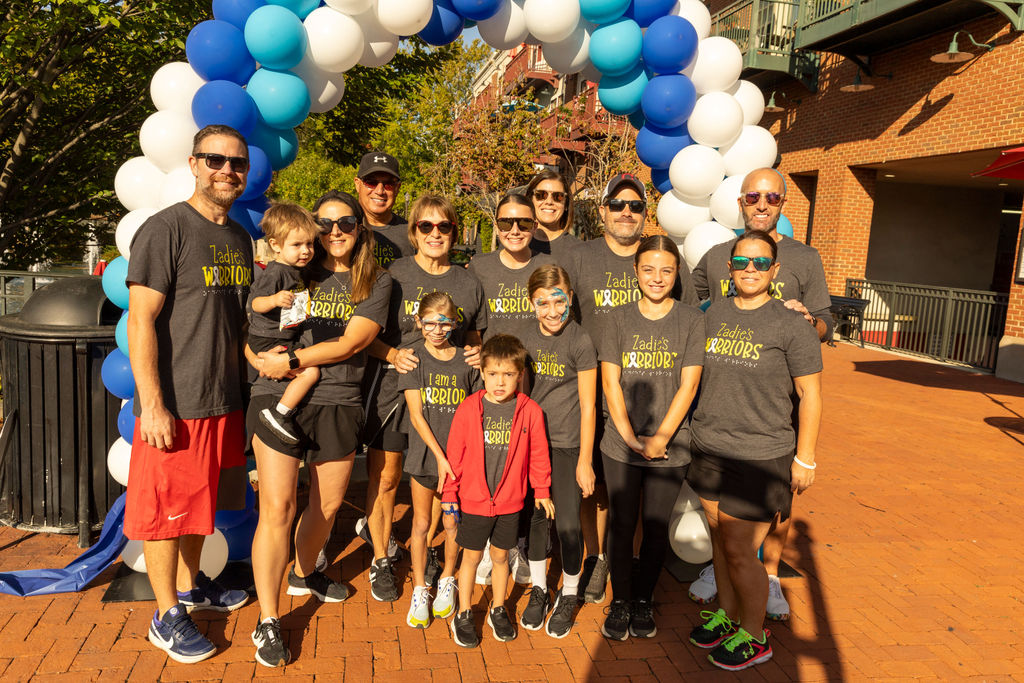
[124,125,254,663]
[688,166,832,622]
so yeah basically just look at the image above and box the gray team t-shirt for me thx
[692,297,823,460]
[371,215,413,269]
[482,397,517,495]
[530,232,581,269]
[399,341,482,478]
[468,250,556,340]
[520,321,598,448]
[598,302,705,468]
[247,261,305,342]
[126,202,253,419]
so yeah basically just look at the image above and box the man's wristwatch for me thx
[287,349,300,370]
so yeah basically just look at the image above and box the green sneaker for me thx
[688,608,736,649]
[708,627,773,671]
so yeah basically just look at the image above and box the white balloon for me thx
[159,165,195,208]
[671,0,711,40]
[710,174,745,229]
[376,0,432,36]
[293,56,346,113]
[657,191,711,239]
[683,220,736,271]
[150,62,206,116]
[139,110,199,173]
[672,482,703,517]
[669,144,725,199]
[728,80,765,126]
[719,125,778,178]
[543,22,592,74]
[200,529,230,579]
[689,36,743,95]
[325,0,373,12]
[107,437,132,487]
[304,6,364,74]
[355,9,399,68]
[114,156,165,212]
[670,509,713,564]
[580,60,602,84]
[115,208,158,259]
[687,91,744,148]
[122,540,147,573]
[523,0,579,44]
[478,0,530,50]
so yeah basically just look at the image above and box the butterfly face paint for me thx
[533,287,571,334]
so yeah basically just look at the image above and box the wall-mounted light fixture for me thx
[930,31,994,63]
[839,69,893,93]
[763,91,801,112]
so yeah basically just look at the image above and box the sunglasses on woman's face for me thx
[317,216,359,234]
[195,152,249,173]
[533,189,567,202]
[496,217,537,233]
[742,191,784,206]
[414,220,456,235]
[729,256,775,271]
[606,198,645,213]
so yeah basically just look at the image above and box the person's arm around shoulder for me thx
[526,400,555,519]
[127,284,174,450]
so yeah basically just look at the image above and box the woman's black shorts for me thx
[247,394,362,463]
[687,448,793,523]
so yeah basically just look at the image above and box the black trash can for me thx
[0,276,122,547]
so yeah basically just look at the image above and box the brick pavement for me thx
[2,342,1024,681]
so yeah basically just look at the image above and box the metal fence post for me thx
[938,287,954,362]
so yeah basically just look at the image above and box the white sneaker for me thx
[354,516,403,563]
[688,564,717,604]
[433,576,457,618]
[406,586,431,628]
[475,541,493,585]
[314,546,329,573]
[766,575,790,621]
[509,547,531,585]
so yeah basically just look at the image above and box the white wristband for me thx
[793,456,816,470]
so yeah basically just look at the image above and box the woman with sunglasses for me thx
[245,190,392,668]
[687,230,822,672]
[598,235,705,643]
[526,170,578,264]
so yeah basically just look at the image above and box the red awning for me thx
[973,146,1024,180]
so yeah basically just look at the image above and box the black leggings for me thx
[602,453,687,603]
[523,447,585,575]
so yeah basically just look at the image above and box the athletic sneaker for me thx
[178,571,248,612]
[688,564,717,604]
[424,547,442,588]
[355,516,403,563]
[583,556,609,603]
[314,547,329,573]
[708,628,773,671]
[252,617,290,668]
[600,599,630,641]
[369,557,399,602]
[451,609,479,648]
[629,599,657,638]
[286,567,349,602]
[258,408,300,445]
[767,575,790,621]
[544,591,578,639]
[148,603,216,664]
[475,542,493,585]
[433,576,457,618]
[406,586,431,628]
[487,605,517,642]
[689,608,737,649]
[508,546,531,585]
[520,586,549,630]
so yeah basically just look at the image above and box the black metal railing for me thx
[0,271,82,317]
[712,0,800,58]
[844,278,1008,371]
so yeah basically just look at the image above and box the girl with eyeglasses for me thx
[526,170,579,264]
[687,230,822,672]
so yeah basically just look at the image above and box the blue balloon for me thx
[642,15,699,74]
[230,196,271,240]
[636,123,692,169]
[244,5,307,71]
[246,122,299,171]
[419,0,464,46]
[101,256,130,309]
[223,510,259,561]
[597,64,649,115]
[192,80,259,137]
[115,311,129,355]
[216,483,256,529]
[590,18,644,77]
[117,398,135,444]
[213,0,267,30]
[102,349,135,400]
[452,0,501,21]
[240,146,272,201]
[651,167,673,194]
[266,0,319,19]
[580,0,631,24]
[247,68,310,130]
[627,109,646,130]
[625,0,677,27]
[641,74,696,129]
[777,214,794,238]
[186,20,256,85]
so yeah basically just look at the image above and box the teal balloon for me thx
[247,68,310,130]
[580,0,631,24]
[266,0,318,19]
[116,311,129,355]
[246,122,298,170]
[597,64,649,115]
[244,5,307,70]
[101,256,130,309]
[777,214,794,238]
[590,18,643,77]
[627,109,646,130]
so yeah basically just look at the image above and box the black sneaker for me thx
[369,557,399,602]
[544,591,578,639]
[583,556,609,603]
[258,408,300,445]
[689,608,736,649]
[577,556,596,600]
[487,604,517,642]
[708,628,773,671]
[451,609,479,648]
[520,586,549,630]
[355,517,404,563]
[629,599,657,638]
[252,617,290,668]
[601,598,630,641]
[424,546,443,588]
[286,567,349,602]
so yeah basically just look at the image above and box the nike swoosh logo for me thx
[167,513,188,520]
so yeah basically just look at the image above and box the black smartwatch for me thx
[287,349,300,370]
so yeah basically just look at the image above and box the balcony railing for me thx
[711,0,818,90]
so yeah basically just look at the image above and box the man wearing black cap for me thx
[355,151,413,268]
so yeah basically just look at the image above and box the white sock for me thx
[529,560,547,590]
[598,553,606,561]
[261,616,276,624]
[275,402,290,415]
[561,570,582,596]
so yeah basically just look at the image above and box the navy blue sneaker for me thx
[148,603,217,664]
[178,571,248,612]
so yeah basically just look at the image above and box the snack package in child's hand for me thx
[280,290,309,329]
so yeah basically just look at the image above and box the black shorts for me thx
[687,448,793,523]
[361,363,408,452]
[246,394,362,463]
[591,418,606,485]
[411,472,438,492]
[457,511,520,551]
[247,333,299,354]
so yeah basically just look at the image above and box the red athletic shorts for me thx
[124,411,245,541]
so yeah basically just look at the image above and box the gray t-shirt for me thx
[126,202,253,419]
[482,397,517,495]
[383,255,488,348]
[598,302,705,468]
[468,250,556,340]
[692,297,823,460]
[247,261,304,342]
[371,214,413,269]
[520,321,598,448]
[530,232,581,269]
[399,341,482,478]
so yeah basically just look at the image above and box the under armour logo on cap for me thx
[374,155,388,163]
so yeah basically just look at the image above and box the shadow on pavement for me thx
[852,359,1024,397]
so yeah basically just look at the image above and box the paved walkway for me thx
[1,343,1023,681]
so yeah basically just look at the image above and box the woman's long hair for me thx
[526,169,574,232]
[312,190,381,304]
